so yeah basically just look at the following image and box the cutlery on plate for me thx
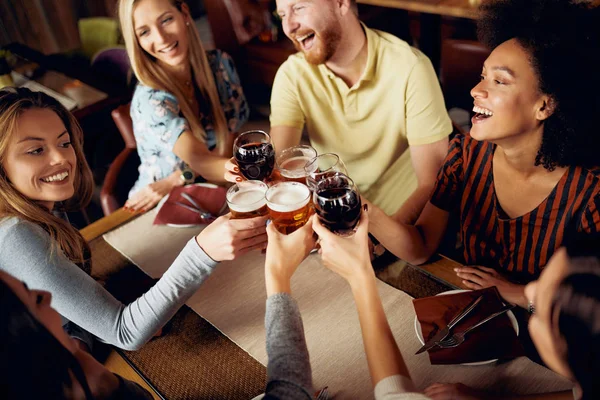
[181,193,212,215]
[415,294,484,355]
[174,201,213,220]
[436,304,516,348]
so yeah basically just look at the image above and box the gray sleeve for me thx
[0,219,218,350]
[264,293,313,400]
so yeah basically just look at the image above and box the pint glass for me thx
[266,182,312,234]
[226,180,269,219]
[313,174,361,235]
[276,145,317,184]
[234,130,275,181]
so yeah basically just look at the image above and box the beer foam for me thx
[267,184,310,212]
[280,156,313,178]
[228,189,267,213]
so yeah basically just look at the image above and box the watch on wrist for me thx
[180,167,195,185]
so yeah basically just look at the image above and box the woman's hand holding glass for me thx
[195,213,268,262]
[224,157,242,183]
[311,206,373,289]
[264,218,317,295]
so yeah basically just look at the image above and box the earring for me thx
[186,22,190,26]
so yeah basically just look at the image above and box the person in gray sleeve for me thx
[0,87,268,351]
[262,209,431,399]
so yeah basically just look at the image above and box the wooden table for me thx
[80,208,468,398]
[6,48,115,121]
[81,209,545,398]
[81,208,469,298]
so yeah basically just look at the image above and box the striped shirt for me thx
[431,135,600,283]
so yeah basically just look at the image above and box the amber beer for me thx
[277,145,317,184]
[227,181,268,219]
[266,182,311,234]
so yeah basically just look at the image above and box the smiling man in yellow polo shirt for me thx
[270,0,452,219]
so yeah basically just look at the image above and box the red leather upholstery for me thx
[100,103,139,215]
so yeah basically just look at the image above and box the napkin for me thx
[413,287,524,365]
[153,184,227,226]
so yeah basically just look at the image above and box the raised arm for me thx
[270,125,303,156]
[0,216,266,350]
[369,200,450,265]
[173,130,231,182]
[313,211,431,399]
[393,137,449,225]
[369,135,466,265]
[263,221,317,400]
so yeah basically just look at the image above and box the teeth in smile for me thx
[159,42,177,52]
[296,33,314,42]
[42,172,68,182]
[473,106,493,116]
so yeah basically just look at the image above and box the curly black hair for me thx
[478,0,600,170]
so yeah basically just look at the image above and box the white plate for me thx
[414,289,519,366]
[156,183,221,228]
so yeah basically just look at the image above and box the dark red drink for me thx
[314,175,361,235]
[235,142,275,181]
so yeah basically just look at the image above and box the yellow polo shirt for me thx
[270,26,452,215]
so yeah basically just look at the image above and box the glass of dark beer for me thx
[276,145,318,184]
[313,174,362,236]
[233,130,275,181]
[266,181,312,234]
[304,153,348,191]
[226,180,269,219]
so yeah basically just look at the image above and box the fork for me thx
[181,193,213,215]
[437,304,516,348]
[315,386,329,400]
[174,201,213,220]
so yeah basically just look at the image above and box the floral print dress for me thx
[128,50,249,197]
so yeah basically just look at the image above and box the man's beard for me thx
[294,20,342,65]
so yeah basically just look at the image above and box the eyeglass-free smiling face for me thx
[276,0,342,65]
[133,0,191,69]
[470,39,554,144]
[1,108,76,210]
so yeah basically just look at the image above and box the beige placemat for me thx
[104,210,573,399]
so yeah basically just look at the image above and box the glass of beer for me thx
[276,145,318,184]
[266,182,312,234]
[226,180,269,219]
[304,153,348,191]
[313,174,362,236]
[233,130,275,181]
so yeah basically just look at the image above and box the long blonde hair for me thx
[0,88,94,270]
[119,0,230,156]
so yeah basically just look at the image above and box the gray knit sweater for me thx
[0,217,218,350]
